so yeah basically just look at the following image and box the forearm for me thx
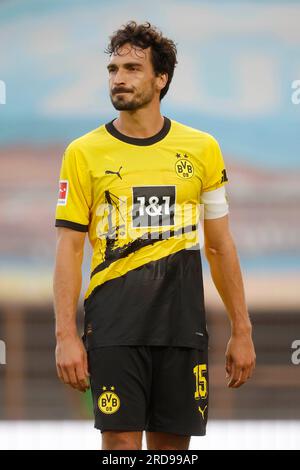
[53,240,83,339]
[205,237,252,335]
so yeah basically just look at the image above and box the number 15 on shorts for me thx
[193,364,208,400]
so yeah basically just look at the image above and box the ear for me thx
[156,72,168,92]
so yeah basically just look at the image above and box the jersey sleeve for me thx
[202,135,229,192]
[55,143,91,232]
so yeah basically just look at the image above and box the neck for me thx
[113,105,164,138]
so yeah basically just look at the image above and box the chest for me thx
[90,148,203,209]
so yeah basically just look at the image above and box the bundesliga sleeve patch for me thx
[57,180,69,206]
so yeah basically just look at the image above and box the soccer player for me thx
[53,21,256,450]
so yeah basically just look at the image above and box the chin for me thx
[112,100,139,111]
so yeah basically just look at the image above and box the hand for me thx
[225,332,256,388]
[55,333,90,392]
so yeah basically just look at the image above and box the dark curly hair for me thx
[105,21,178,100]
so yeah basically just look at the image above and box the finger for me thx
[65,365,81,390]
[248,362,256,379]
[83,353,90,378]
[75,363,90,392]
[80,351,90,389]
[58,365,71,386]
[244,363,255,381]
[227,362,236,387]
[231,367,248,388]
[56,364,65,383]
[225,356,232,378]
[228,363,242,388]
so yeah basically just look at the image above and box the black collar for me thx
[105,116,171,146]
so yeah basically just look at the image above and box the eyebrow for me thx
[107,62,143,70]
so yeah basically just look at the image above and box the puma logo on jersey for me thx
[105,166,123,180]
[198,405,207,419]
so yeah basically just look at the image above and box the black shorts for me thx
[87,345,209,436]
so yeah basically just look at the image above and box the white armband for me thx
[200,186,229,219]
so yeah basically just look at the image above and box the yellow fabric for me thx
[55,118,228,301]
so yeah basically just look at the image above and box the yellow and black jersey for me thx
[55,116,229,349]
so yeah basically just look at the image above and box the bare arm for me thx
[53,227,89,392]
[203,214,256,388]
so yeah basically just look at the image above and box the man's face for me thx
[107,43,161,111]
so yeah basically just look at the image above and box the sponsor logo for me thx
[132,185,176,228]
[57,180,68,206]
[105,166,123,180]
[198,405,208,419]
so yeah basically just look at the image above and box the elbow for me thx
[205,245,219,258]
[204,236,236,260]
[204,245,222,261]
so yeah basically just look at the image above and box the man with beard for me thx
[53,21,256,450]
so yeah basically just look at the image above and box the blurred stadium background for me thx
[0,0,299,449]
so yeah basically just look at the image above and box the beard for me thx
[110,85,155,111]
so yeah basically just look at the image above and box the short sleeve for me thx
[202,135,229,192]
[55,144,91,232]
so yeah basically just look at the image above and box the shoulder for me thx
[170,118,220,148]
[62,123,110,168]
[65,123,108,154]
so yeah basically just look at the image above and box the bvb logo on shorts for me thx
[98,386,120,414]
[175,153,194,179]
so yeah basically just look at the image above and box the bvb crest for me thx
[175,153,194,179]
[98,386,121,414]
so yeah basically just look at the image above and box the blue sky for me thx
[0,0,299,169]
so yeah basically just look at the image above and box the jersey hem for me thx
[55,219,89,232]
[83,338,209,351]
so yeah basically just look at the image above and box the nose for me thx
[113,68,126,85]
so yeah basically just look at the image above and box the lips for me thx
[114,90,131,95]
